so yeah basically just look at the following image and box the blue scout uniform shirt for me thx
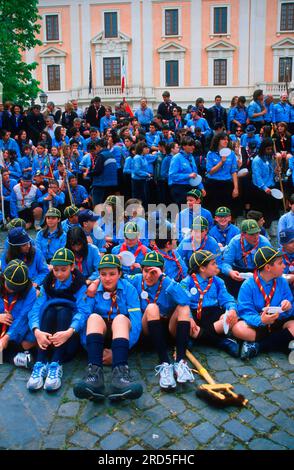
[117,217,148,246]
[153,134,175,147]
[247,100,264,122]
[289,156,294,185]
[127,274,189,318]
[240,134,261,149]
[2,178,17,202]
[177,234,222,268]
[154,248,188,282]
[123,156,134,174]
[169,150,204,189]
[52,136,70,148]
[29,275,90,333]
[112,242,150,275]
[290,105,294,123]
[83,227,105,251]
[278,211,294,240]
[100,115,116,134]
[83,278,142,349]
[238,275,293,328]
[0,138,21,159]
[252,155,276,190]
[222,234,271,275]
[282,249,294,274]
[186,118,211,138]
[180,274,237,311]
[37,191,65,214]
[134,107,154,126]
[35,229,67,263]
[209,223,240,247]
[206,150,238,181]
[230,106,248,125]
[1,248,49,286]
[160,154,172,180]
[273,102,291,123]
[176,207,214,240]
[32,154,52,176]
[68,185,89,206]
[61,219,81,234]
[2,161,22,181]
[132,154,149,180]
[1,287,36,344]
[145,131,160,148]
[19,155,33,173]
[264,101,274,122]
[75,244,101,281]
[110,145,124,169]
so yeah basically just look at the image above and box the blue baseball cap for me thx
[78,209,99,224]
[279,229,294,245]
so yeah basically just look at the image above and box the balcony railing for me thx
[256,82,288,96]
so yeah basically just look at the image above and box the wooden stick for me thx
[273,138,287,212]
[186,350,215,385]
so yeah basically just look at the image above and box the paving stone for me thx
[158,394,187,414]
[233,366,257,377]
[271,376,293,391]
[58,402,80,418]
[128,445,144,450]
[214,371,238,384]
[177,410,202,427]
[251,416,274,434]
[238,409,256,424]
[43,434,66,450]
[231,384,255,401]
[69,431,98,449]
[121,418,152,437]
[206,433,234,450]
[250,397,279,417]
[249,439,286,450]
[50,418,75,436]
[206,356,228,371]
[272,411,294,434]
[272,357,294,371]
[141,428,170,450]
[80,402,107,424]
[198,406,230,426]
[191,422,218,444]
[267,391,294,409]
[100,431,129,450]
[223,420,255,442]
[270,431,294,448]
[232,442,247,450]
[87,415,116,437]
[253,357,272,370]
[145,405,171,424]
[133,393,157,410]
[159,419,185,438]
[247,377,273,394]
[113,407,134,422]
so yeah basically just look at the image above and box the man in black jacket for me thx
[26,105,46,145]
[85,97,105,129]
[157,91,177,124]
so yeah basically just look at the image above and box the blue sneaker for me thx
[241,341,260,361]
[27,362,48,391]
[218,338,240,358]
[44,362,63,391]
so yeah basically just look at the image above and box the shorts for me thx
[250,317,294,341]
[191,306,224,328]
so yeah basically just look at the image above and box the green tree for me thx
[0,0,42,105]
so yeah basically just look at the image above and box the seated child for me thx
[209,207,240,249]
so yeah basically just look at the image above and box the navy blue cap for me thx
[21,172,33,181]
[8,227,30,246]
[246,124,256,133]
[78,209,99,224]
[279,229,294,245]
[191,106,197,112]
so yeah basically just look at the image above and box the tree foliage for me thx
[0,0,42,105]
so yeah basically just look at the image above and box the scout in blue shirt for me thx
[222,219,271,298]
[145,122,161,149]
[1,227,49,288]
[27,248,91,392]
[209,206,240,248]
[78,209,105,251]
[247,91,267,125]
[66,226,101,283]
[178,216,222,268]
[35,208,67,263]
[180,251,239,357]
[37,179,65,214]
[0,260,37,367]
[67,175,89,207]
[73,254,143,402]
[112,222,150,275]
[99,107,116,134]
[186,107,211,139]
[175,189,213,241]
[61,205,81,234]
[154,228,187,282]
[273,94,291,123]
[279,230,294,282]
[233,247,294,360]
[128,251,194,390]
[278,195,294,241]
[240,125,261,149]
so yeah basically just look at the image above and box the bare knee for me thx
[112,314,130,330]
[145,303,160,321]
[283,320,294,336]
[86,313,105,334]
[176,305,190,321]
[21,341,36,350]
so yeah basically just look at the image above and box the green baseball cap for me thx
[189,250,218,270]
[124,221,139,240]
[141,251,165,268]
[51,248,75,266]
[215,206,231,217]
[105,195,118,206]
[192,216,209,231]
[98,254,121,269]
[64,205,79,219]
[254,246,283,270]
[4,259,29,292]
[187,189,202,200]
[46,207,61,218]
[241,219,261,235]
[6,218,26,231]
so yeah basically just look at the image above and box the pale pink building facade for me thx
[27,0,294,108]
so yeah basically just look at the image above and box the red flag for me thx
[123,97,134,117]
[121,56,126,95]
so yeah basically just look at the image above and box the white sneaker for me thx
[174,359,194,383]
[155,362,176,389]
[44,362,63,391]
[14,351,32,369]
[27,362,48,390]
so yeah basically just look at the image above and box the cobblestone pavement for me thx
[0,228,293,450]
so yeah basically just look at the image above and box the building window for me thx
[166,60,179,86]
[213,6,228,34]
[214,59,227,85]
[45,15,59,41]
[279,57,293,81]
[103,57,121,86]
[280,2,294,31]
[104,12,118,38]
[47,65,61,91]
[165,9,179,36]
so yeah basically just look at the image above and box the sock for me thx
[198,324,219,344]
[36,348,49,364]
[112,338,129,369]
[86,333,104,367]
[147,320,170,364]
[176,321,190,362]
[259,329,293,353]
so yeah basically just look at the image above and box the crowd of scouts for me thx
[0,89,293,402]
